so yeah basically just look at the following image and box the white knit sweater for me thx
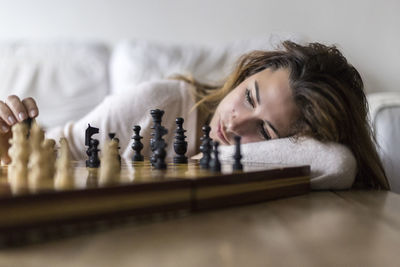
[46,79,198,161]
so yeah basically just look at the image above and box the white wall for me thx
[0,0,398,93]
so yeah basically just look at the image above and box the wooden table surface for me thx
[1,190,400,267]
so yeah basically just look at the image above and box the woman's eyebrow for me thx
[255,80,261,104]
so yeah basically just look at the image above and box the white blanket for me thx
[218,137,357,190]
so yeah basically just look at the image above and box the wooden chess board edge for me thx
[0,188,191,230]
[0,202,190,236]
[195,176,310,199]
[194,165,310,185]
[194,180,310,210]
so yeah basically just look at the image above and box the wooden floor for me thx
[1,190,400,267]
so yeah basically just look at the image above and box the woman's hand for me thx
[0,95,39,164]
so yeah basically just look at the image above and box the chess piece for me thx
[28,123,53,191]
[86,139,101,168]
[153,124,168,170]
[232,135,243,171]
[28,144,48,192]
[8,122,30,167]
[99,139,121,185]
[8,123,30,194]
[85,124,100,167]
[43,139,57,178]
[113,137,122,166]
[85,124,99,146]
[131,125,144,161]
[150,109,164,165]
[29,121,44,154]
[173,117,188,164]
[199,125,212,169]
[54,138,74,190]
[209,141,221,172]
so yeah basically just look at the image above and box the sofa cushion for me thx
[110,33,307,94]
[0,42,110,128]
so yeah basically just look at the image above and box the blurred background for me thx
[0,0,398,93]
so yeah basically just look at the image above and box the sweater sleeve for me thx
[45,79,197,160]
[217,137,357,190]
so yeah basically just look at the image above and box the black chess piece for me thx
[150,109,165,165]
[85,124,100,168]
[86,139,101,168]
[173,117,188,164]
[199,125,212,169]
[153,124,168,170]
[85,124,99,147]
[131,125,144,161]
[209,141,221,172]
[232,135,243,171]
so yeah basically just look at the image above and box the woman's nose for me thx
[228,110,255,135]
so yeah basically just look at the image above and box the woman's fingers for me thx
[0,100,17,129]
[0,95,38,134]
[22,97,39,118]
[5,95,28,122]
[0,120,10,133]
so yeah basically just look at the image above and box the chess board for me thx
[0,159,310,234]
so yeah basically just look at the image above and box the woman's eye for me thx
[245,88,255,108]
[259,122,271,140]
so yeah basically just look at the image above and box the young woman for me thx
[0,41,389,190]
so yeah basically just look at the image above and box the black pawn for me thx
[232,136,243,171]
[209,141,221,172]
[199,125,212,169]
[131,125,144,161]
[173,117,188,164]
[86,139,101,168]
[150,109,165,165]
[154,124,168,169]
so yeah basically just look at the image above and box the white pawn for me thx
[54,138,74,190]
[8,122,29,186]
[99,139,120,185]
[28,122,50,191]
[29,121,44,153]
[43,138,57,179]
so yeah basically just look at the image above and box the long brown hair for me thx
[174,41,389,189]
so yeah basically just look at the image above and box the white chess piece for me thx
[43,138,57,179]
[28,122,49,192]
[99,139,120,185]
[8,123,29,188]
[54,138,74,190]
[29,121,44,152]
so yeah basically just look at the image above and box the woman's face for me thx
[209,68,299,145]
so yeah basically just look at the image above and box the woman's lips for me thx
[217,120,230,145]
